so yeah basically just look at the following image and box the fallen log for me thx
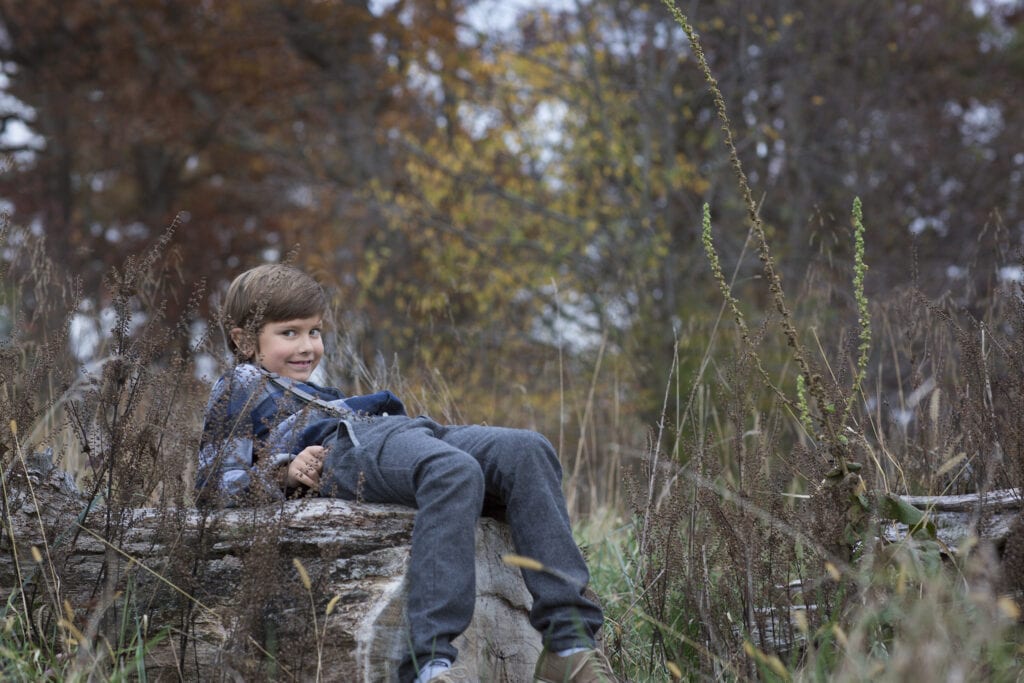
[1,453,541,681]
[882,488,1021,549]
[745,488,1022,656]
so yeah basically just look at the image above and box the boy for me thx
[197,264,617,683]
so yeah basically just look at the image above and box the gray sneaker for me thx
[534,648,619,683]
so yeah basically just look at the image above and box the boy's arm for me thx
[196,365,292,505]
[344,390,406,416]
[196,437,256,500]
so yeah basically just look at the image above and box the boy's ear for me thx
[230,327,257,360]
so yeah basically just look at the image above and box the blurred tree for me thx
[681,0,1024,302]
[356,0,1024,427]
[0,0,403,329]
[1,0,1021,436]
[357,3,717,421]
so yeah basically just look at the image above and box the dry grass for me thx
[3,214,1024,681]
[2,39,1023,676]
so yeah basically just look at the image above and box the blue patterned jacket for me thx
[196,363,405,505]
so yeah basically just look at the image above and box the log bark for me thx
[882,488,1021,549]
[1,454,541,681]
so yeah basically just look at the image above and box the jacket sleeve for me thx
[195,365,288,506]
[344,390,407,416]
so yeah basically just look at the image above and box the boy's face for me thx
[246,316,324,382]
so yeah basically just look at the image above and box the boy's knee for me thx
[514,430,562,476]
[454,454,485,491]
[423,451,484,497]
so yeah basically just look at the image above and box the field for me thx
[3,7,1023,680]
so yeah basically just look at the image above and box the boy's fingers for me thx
[301,462,320,485]
[285,450,324,488]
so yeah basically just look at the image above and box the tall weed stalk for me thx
[0,217,226,679]
[589,3,1024,681]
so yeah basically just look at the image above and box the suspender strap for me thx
[256,367,362,448]
[259,369,354,417]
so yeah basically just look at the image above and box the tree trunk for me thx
[1,454,541,681]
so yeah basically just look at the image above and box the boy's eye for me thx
[311,328,322,338]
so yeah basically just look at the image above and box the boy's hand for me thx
[286,445,326,489]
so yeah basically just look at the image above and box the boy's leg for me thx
[434,424,604,651]
[319,416,485,683]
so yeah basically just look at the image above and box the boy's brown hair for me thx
[222,264,328,358]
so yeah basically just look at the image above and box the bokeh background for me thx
[2,0,1023,507]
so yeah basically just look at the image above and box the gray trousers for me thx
[319,415,603,683]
